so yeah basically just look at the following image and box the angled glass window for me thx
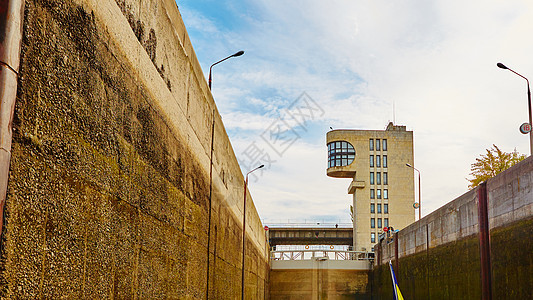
[376,139,381,151]
[384,189,388,199]
[370,172,375,185]
[383,155,387,168]
[327,141,355,167]
[383,139,387,151]
[377,172,381,185]
[370,203,375,213]
[378,218,382,228]
[384,204,389,214]
[384,218,389,227]
[369,139,374,151]
[371,218,375,228]
[377,189,382,199]
[376,155,381,167]
[383,172,388,185]
[370,189,375,199]
[371,233,376,243]
[377,204,382,214]
[370,155,374,167]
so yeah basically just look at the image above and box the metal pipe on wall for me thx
[477,182,492,300]
[0,0,25,238]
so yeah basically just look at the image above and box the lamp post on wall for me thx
[241,164,264,300]
[406,163,421,221]
[497,62,533,155]
[208,50,245,90]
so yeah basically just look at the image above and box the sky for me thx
[176,0,533,225]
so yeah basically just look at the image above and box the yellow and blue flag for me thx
[389,260,404,300]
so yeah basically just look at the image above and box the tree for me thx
[468,144,527,189]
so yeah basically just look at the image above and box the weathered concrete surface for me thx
[0,0,269,298]
[373,156,533,299]
[270,259,371,300]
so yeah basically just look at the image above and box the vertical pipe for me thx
[526,84,533,155]
[0,0,25,240]
[352,177,357,251]
[205,109,215,299]
[418,172,421,221]
[477,182,492,300]
[426,223,430,299]
[241,176,248,300]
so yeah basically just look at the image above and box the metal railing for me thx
[263,220,352,228]
[270,249,373,261]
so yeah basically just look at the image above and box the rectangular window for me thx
[370,155,374,167]
[384,204,389,214]
[383,172,388,185]
[378,218,382,228]
[369,139,374,151]
[383,139,387,151]
[383,155,387,168]
[377,172,381,185]
[371,233,376,243]
[370,189,375,199]
[384,189,388,199]
[384,218,389,227]
[377,189,382,199]
[370,203,375,213]
[376,139,381,151]
[370,172,375,185]
[377,204,382,214]
[376,155,381,167]
[371,218,375,228]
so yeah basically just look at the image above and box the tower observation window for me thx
[327,141,355,167]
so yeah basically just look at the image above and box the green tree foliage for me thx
[468,144,527,189]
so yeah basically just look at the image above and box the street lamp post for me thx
[241,164,264,300]
[406,163,421,221]
[208,50,245,90]
[497,62,533,155]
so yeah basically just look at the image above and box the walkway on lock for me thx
[267,226,353,246]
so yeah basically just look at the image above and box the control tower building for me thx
[326,122,415,252]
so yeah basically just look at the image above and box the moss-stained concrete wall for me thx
[270,268,370,299]
[0,0,269,298]
[373,156,533,299]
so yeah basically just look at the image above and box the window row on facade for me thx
[370,203,388,214]
[370,217,389,229]
[369,139,387,151]
[369,155,387,168]
[369,172,388,185]
[370,189,388,199]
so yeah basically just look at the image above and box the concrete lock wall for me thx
[373,156,533,299]
[270,259,372,299]
[0,0,269,298]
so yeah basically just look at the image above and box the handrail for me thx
[270,250,374,261]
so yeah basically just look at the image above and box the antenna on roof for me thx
[393,99,396,124]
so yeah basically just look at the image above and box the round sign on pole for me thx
[383,227,389,232]
[264,226,269,231]
[413,202,420,209]
[520,123,531,134]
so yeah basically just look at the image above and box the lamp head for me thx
[406,163,413,168]
[233,50,245,57]
[497,62,508,70]
[259,164,265,169]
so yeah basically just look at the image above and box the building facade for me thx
[326,122,415,252]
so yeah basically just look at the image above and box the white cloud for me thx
[179,0,533,223]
